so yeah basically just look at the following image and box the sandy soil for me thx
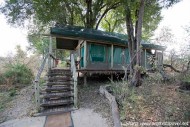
[1,85,35,122]
[0,80,113,127]
[72,108,109,127]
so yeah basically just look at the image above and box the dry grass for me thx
[120,72,190,123]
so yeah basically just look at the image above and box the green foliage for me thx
[9,88,17,97]
[0,74,5,85]
[3,63,33,85]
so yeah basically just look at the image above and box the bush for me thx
[3,63,34,85]
[0,74,5,85]
[9,88,17,97]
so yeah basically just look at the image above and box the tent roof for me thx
[50,25,166,51]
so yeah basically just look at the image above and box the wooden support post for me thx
[111,44,114,68]
[162,51,164,68]
[34,81,40,110]
[144,49,147,70]
[74,79,78,108]
[84,41,87,68]
[84,74,87,86]
[111,74,113,81]
[155,50,157,67]
[48,36,53,69]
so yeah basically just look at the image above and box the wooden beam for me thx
[84,41,87,68]
[162,51,164,68]
[144,49,147,70]
[84,75,87,86]
[111,44,114,68]
[48,36,53,69]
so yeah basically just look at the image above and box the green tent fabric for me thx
[89,44,105,62]
[125,48,130,64]
[113,47,122,64]
[80,46,84,67]
[51,25,166,51]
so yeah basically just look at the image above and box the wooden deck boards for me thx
[44,112,73,127]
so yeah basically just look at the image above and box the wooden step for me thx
[46,82,73,86]
[47,73,72,77]
[45,86,73,92]
[50,68,71,71]
[41,92,73,99]
[41,99,73,107]
[35,107,76,116]
[49,69,71,74]
[48,77,73,81]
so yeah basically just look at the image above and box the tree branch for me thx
[95,2,121,29]
[163,64,181,73]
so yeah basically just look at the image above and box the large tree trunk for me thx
[126,0,145,86]
[126,5,135,76]
[134,0,145,86]
[86,0,93,28]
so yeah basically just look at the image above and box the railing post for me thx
[71,54,78,108]
[34,81,40,111]
[48,36,53,69]
[74,77,78,108]
[145,49,147,70]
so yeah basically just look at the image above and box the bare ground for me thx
[78,79,114,127]
[0,85,35,123]
[0,79,114,127]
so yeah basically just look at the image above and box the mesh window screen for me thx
[113,47,122,64]
[90,44,105,62]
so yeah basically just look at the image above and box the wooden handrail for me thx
[34,53,48,110]
[71,54,78,108]
[49,53,56,60]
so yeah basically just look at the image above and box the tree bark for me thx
[126,5,135,75]
[126,0,145,86]
[86,0,93,28]
[133,0,145,86]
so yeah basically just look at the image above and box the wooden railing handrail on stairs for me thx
[34,53,49,110]
[71,54,78,108]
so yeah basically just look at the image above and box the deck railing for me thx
[71,54,78,108]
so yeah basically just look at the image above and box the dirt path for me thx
[0,81,113,127]
[78,81,113,127]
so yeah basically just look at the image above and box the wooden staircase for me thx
[38,69,75,116]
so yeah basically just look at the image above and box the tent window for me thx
[80,46,84,67]
[113,47,122,64]
[90,44,105,62]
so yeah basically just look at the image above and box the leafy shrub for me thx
[3,63,34,85]
[0,74,5,85]
[9,88,17,97]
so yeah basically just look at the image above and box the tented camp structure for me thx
[34,25,166,115]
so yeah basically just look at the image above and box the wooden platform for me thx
[44,112,73,127]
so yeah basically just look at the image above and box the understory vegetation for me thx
[111,72,190,123]
[0,45,40,123]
